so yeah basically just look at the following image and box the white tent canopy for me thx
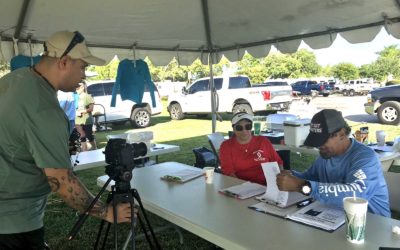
[1,0,400,65]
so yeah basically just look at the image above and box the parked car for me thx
[86,80,163,128]
[291,80,330,97]
[254,80,290,87]
[342,79,380,96]
[323,81,335,92]
[167,75,292,120]
[364,85,400,125]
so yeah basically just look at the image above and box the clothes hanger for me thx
[132,42,137,68]
[27,33,33,66]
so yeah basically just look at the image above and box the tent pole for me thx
[208,52,216,133]
[201,0,217,133]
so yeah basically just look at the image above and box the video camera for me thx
[104,138,147,192]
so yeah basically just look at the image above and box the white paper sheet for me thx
[257,162,288,206]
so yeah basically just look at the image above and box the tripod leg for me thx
[112,193,119,250]
[137,216,154,249]
[132,189,162,250]
[94,219,105,249]
[100,222,111,250]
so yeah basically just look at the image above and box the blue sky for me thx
[304,28,400,67]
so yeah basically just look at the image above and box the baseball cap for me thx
[303,109,348,147]
[231,112,253,125]
[44,31,105,66]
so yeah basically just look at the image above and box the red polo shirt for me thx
[220,136,283,185]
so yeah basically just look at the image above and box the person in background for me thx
[276,109,390,217]
[0,30,132,250]
[75,81,96,151]
[57,90,76,133]
[219,112,283,185]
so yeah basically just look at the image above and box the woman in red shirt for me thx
[219,112,283,185]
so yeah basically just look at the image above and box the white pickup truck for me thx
[167,75,292,120]
[341,79,380,96]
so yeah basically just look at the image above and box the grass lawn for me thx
[44,103,400,249]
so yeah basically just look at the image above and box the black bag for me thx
[192,147,217,169]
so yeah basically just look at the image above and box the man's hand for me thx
[276,170,306,192]
[105,203,137,223]
[44,168,139,223]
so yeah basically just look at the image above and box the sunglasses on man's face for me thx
[234,123,252,131]
[61,31,85,58]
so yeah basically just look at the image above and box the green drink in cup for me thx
[253,116,263,135]
[343,197,368,244]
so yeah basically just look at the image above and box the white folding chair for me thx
[206,132,225,169]
[383,171,400,213]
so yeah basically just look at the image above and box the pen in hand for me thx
[296,198,313,208]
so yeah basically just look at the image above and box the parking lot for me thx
[290,94,379,124]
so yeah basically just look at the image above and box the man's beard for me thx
[319,150,333,159]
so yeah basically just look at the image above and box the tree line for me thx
[1,45,399,84]
[89,45,399,84]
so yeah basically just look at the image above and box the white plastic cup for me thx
[343,197,368,244]
[376,130,386,146]
[203,167,215,184]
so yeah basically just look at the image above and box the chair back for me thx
[207,133,225,167]
[207,132,225,151]
[383,171,400,212]
[276,150,291,170]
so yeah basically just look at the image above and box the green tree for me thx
[187,59,210,81]
[291,49,321,77]
[374,45,400,80]
[331,62,359,81]
[320,65,333,77]
[0,62,10,77]
[236,53,266,83]
[264,53,301,79]
[87,57,119,80]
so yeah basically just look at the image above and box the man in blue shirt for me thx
[277,109,390,217]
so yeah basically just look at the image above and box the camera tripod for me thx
[68,175,162,250]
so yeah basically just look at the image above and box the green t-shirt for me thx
[75,92,94,125]
[0,68,72,233]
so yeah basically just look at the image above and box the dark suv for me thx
[364,85,400,125]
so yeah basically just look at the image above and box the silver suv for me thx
[86,80,163,128]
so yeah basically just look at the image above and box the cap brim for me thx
[232,113,254,125]
[303,132,330,148]
[81,56,105,66]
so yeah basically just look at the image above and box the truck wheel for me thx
[342,90,348,96]
[169,103,184,120]
[377,101,400,125]
[232,104,253,115]
[349,90,355,96]
[130,108,151,128]
[322,93,329,97]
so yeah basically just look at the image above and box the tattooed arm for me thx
[44,168,132,223]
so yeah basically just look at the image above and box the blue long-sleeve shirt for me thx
[293,139,390,217]
[110,59,156,108]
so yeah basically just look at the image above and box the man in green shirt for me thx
[75,82,97,151]
[0,31,132,250]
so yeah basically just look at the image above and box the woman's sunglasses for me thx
[234,123,252,131]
